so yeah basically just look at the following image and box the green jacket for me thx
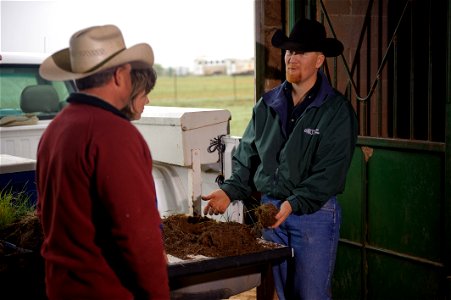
[221,72,358,215]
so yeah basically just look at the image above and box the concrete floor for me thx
[229,288,256,300]
[229,287,279,300]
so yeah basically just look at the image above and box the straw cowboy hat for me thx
[39,25,154,81]
[271,18,343,57]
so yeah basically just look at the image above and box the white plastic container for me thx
[134,106,231,166]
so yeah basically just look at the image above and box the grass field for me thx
[149,75,255,137]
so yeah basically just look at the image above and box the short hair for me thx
[130,67,157,101]
[122,67,157,120]
[75,66,119,90]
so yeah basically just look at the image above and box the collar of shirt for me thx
[283,75,322,135]
[67,93,129,120]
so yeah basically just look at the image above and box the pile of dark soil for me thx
[0,203,280,297]
[0,205,280,262]
[162,214,278,259]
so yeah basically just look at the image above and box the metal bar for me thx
[319,0,410,102]
[393,35,398,138]
[344,0,375,80]
[306,0,315,20]
[339,239,444,268]
[357,136,445,153]
[333,56,338,88]
[319,0,371,102]
[377,0,383,137]
[376,81,382,137]
[409,6,415,139]
[360,65,367,135]
[188,149,202,216]
[289,0,300,29]
[361,149,369,300]
[427,1,433,141]
[366,13,372,136]
[445,0,451,295]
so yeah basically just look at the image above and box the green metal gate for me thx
[336,139,446,299]
[316,0,450,298]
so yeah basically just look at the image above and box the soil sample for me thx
[162,214,277,259]
[255,203,278,228]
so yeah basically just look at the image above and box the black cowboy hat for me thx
[271,18,343,57]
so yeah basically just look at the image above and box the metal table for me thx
[168,244,292,300]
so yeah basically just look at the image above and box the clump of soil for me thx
[255,203,278,228]
[162,214,276,259]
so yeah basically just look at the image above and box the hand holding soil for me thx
[255,203,279,228]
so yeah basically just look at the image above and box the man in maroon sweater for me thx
[36,25,170,299]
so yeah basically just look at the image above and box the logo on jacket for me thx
[303,128,320,135]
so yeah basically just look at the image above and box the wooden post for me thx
[188,148,202,216]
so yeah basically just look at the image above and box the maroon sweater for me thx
[36,94,169,299]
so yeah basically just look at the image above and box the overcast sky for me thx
[0,0,255,68]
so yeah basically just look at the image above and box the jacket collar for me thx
[263,70,334,111]
[262,70,335,137]
[67,93,129,120]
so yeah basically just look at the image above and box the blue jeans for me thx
[261,195,341,300]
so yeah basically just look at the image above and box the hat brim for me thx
[39,43,154,81]
[271,29,343,57]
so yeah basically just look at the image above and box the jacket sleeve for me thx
[221,106,261,201]
[287,99,358,214]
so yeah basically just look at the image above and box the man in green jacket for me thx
[202,18,358,299]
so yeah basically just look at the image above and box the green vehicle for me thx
[0,52,76,158]
[0,52,76,120]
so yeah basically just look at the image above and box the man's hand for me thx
[202,189,231,215]
[270,200,292,228]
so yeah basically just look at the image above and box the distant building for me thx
[193,56,254,76]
